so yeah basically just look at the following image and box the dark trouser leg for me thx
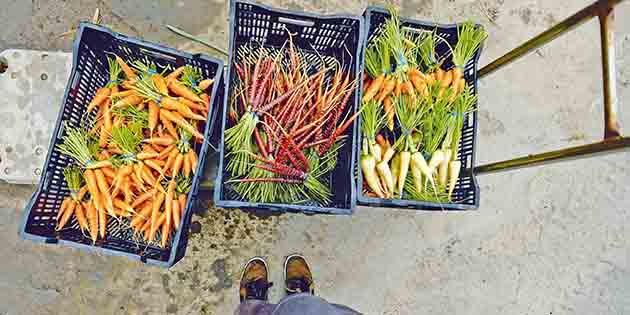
[234,300,276,315]
[272,293,362,315]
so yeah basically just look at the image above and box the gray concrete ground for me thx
[2,0,630,314]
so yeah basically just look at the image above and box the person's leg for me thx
[272,293,363,315]
[234,257,275,315]
[270,255,362,315]
[235,300,275,315]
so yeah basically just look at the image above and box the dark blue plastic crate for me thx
[356,7,482,211]
[19,22,225,267]
[213,0,365,215]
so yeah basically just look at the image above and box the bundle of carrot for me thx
[223,37,358,205]
[54,55,213,248]
[361,6,486,203]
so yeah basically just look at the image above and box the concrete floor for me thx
[2,0,630,314]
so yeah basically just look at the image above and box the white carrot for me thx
[376,161,395,197]
[412,152,436,191]
[448,160,462,199]
[397,151,411,196]
[381,146,396,164]
[428,149,445,171]
[390,153,400,190]
[372,143,383,162]
[361,154,385,198]
[410,158,423,193]
[438,149,452,186]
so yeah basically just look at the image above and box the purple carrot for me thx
[253,128,268,158]
[253,163,306,180]
[318,109,361,156]
[249,57,263,105]
[253,59,275,108]
[231,178,303,184]
[251,154,307,179]
[257,77,311,114]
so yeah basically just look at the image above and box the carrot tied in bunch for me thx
[359,5,486,203]
[55,55,214,248]
[225,36,360,204]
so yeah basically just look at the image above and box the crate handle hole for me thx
[278,17,315,27]
[140,48,178,62]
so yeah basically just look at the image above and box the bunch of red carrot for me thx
[55,55,213,248]
[223,39,359,204]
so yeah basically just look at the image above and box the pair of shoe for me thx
[239,254,315,302]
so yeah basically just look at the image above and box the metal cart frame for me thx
[474,0,628,175]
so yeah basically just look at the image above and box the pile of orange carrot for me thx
[360,6,486,203]
[55,55,213,248]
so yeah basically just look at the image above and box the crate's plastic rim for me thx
[19,22,225,268]
[214,0,365,215]
[355,6,482,211]
[233,0,361,23]
[364,6,485,35]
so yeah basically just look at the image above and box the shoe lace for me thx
[286,278,312,294]
[245,278,273,300]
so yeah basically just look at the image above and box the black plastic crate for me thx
[19,22,225,267]
[356,7,481,211]
[213,0,365,215]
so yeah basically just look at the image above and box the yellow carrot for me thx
[438,149,452,186]
[390,153,400,191]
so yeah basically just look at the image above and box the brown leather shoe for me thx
[284,254,315,295]
[239,257,273,302]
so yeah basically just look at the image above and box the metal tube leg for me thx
[599,6,621,138]
[474,137,630,175]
